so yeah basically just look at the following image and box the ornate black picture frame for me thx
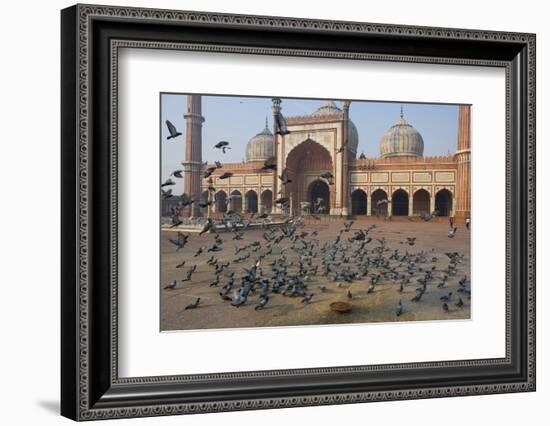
[61,4,536,421]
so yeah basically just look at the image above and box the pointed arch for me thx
[308,179,330,214]
[371,189,388,216]
[261,189,273,213]
[215,190,227,213]
[435,189,453,216]
[245,190,258,213]
[351,189,367,215]
[199,190,209,214]
[413,189,430,215]
[230,190,242,213]
[392,189,409,216]
[285,139,334,215]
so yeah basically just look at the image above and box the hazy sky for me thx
[161,94,460,192]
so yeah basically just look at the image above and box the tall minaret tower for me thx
[272,98,282,214]
[454,105,471,222]
[341,100,351,216]
[182,95,204,217]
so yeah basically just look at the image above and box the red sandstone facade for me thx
[180,97,470,222]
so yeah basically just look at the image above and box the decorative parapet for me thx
[351,154,456,170]
[203,161,273,174]
[286,113,343,124]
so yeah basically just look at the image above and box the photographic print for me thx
[160,94,471,331]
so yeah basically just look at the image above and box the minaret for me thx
[341,100,351,216]
[454,105,471,222]
[272,98,282,214]
[182,95,204,217]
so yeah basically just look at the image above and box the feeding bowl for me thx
[330,301,353,313]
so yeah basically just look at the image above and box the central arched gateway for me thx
[285,139,333,215]
[308,179,330,214]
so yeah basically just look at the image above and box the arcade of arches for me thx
[349,188,455,217]
[212,186,454,217]
[212,189,273,214]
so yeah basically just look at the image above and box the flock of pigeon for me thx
[163,216,470,320]
[161,119,470,322]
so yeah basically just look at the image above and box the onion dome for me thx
[311,101,359,155]
[311,100,342,116]
[245,119,274,162]
[380,107,424,158]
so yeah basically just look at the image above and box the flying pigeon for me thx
[165,120,182,140]
[274,113,290,135]
[214,141,231,153]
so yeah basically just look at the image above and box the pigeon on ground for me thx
[163,280,177,290]
[184,297,200,310]
[395,299,403,316]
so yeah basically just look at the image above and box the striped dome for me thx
[246,120,274,162]
[311,101,359,155]
[380,108,424,158]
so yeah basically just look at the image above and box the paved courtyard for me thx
[160,217,470,331]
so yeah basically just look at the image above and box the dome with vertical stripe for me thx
[380,108,424,158]
[311,101,359,155]
[246,119,274,162]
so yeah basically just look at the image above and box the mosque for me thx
[179,96,471,222]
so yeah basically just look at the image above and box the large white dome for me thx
[311,101,358,155]
[245,121,274,162]
[380,108,424,158]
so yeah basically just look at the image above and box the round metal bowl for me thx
[330,301,352,313]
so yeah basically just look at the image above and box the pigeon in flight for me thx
[161,178,175,188]
[274,113,290,135]
[170,170,183,178]
[180,193,194,207]
[203,166,217,179]
[260,158,277,171]
[165,120,182,140]
[199,218,214,236]
[219,172,233,180]
[214,141,231,153]
[168,232,189,251]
